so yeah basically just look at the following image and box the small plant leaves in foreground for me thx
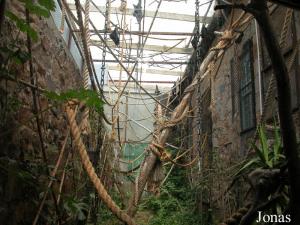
[5,11,38,41]
[235,123,284,177]
[45,89,104,113]
[5,0,56,41]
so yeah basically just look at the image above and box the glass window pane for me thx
[240,41,255,131]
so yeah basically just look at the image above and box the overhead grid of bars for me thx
[66,0,213,82]
[60,0,214,143]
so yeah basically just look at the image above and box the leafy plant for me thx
[45,89,104,113]
[140,165,203,225]
[5,11,38,41]
[63,196,89,221]
[4,0,56,41]
[236,123,284,176]
[95,190,124,225]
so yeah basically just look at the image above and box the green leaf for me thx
[273,123,282,164]
[45,89,104,113]
[5,11,38,41]
[258,125,272,168]
[0,46,15,54]
[77,210,86,221]
[234,158,260,177]
[252,143,265,165]
[44,91,60,100]
[25,1,50,17]
[38,0,56,11]
[12,49,31,64]
[63,196,88,221]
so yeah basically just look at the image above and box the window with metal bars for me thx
[230,58,239,121]
[239,40,256,132]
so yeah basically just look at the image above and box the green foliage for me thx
[45,89,104,113]
[38,0,56,11]
[63,196,89,221]
[95,191,124,225]
[0,45,31,65]
[5,0,56,41]
[141,165,203,225]
[1,0,56,77]
[236,123,285,176]
[5,11,38,41]
[20,0,54,17]
[0,159,37,189]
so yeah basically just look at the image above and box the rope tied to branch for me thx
[65,103,136,225]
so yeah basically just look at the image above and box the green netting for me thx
[122,143,147,171]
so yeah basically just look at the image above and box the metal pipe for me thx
[73,29,195,36]
[93,59,188,64]
[108,80,174,84]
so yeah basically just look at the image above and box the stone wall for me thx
[187,5,300,222]
[0,1,83,224]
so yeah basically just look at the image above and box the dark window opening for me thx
[240,40,256,132]
[230,58,239,121]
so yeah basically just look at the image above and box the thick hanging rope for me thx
[160,105,190,130]
[74,0,96,90]
[127,93,192,216]
[60,2,65,33]
[79,0,93,135]
[65,104,136,225]
[126,6,260,217]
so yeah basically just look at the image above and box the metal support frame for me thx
[68,3,212,23]
[91,40,192,54]
[93,59,188,64]
[107,65,183,76]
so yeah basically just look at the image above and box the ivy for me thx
[45,89,104,113]
[5,11,38,41]
[0,45,31,65]
[24,1,51,18]
[19,0,55,17]
[38,0,56,11]
[4,0,56,41]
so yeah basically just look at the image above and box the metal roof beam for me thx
[107,65,183,76]
[91,40,192,54]
[68,4,212,23]
[93,59,188,64]
[76,30,195,36]
[109,80,174,84]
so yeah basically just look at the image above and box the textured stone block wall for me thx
[0,1,83,223]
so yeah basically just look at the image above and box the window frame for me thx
[230,58,238,121]
[239,40,256,133]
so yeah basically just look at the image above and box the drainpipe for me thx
[255,20,263,116]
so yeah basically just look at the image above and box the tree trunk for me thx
[127,93,192,217]
[126,51,217,217]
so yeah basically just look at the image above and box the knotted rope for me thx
[65,104,136,225]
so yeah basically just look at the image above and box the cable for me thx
[112,0,164,103]
[89,20,173,112]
